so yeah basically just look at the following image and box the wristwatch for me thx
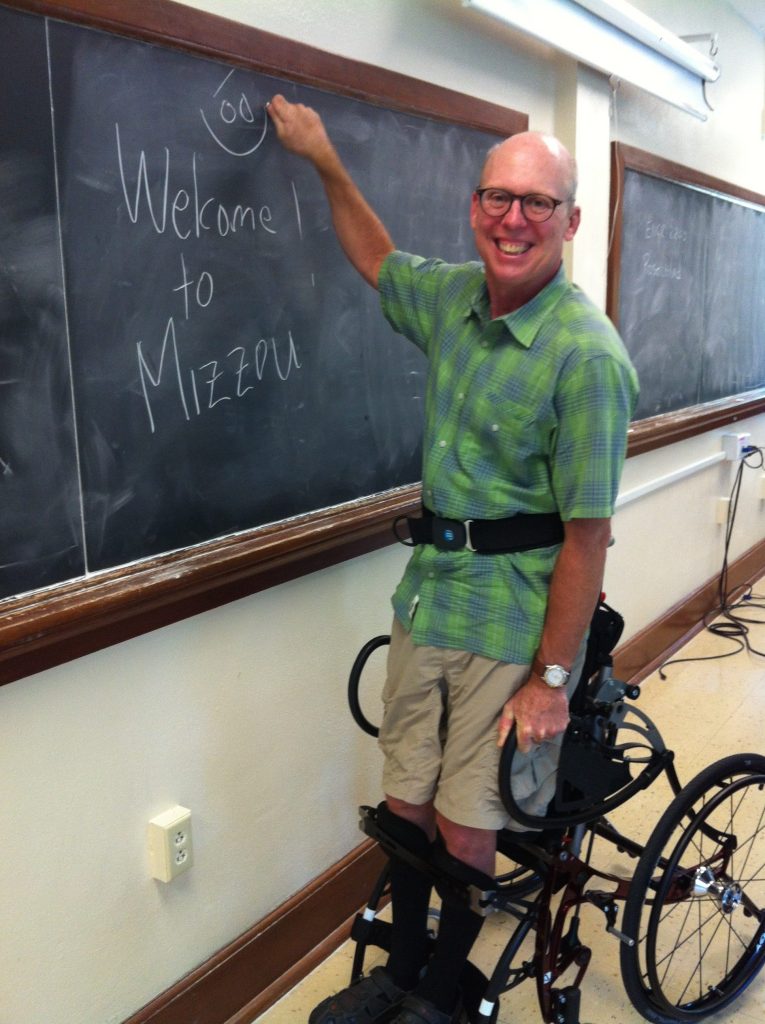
[531,658,570,689]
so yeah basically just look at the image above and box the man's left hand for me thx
[497,675,569,753]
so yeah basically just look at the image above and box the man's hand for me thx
[497,675,569,753]
[267,94,335,168]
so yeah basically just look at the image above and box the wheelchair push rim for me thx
[620,752,765,1022]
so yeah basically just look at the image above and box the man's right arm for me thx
[267,94,394,289]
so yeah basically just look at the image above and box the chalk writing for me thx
[642,254,682,279]
[115,123,275,239]
[644,218,688,243]
[199,69,269,157]
[173,253,214,319]
[137,320,301,432]
[291,179,315,287]
[118,74,306,437]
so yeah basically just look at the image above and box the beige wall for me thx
[1,2,763,1022]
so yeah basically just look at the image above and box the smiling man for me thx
[471,134,579,316]
[268,94,638,1024]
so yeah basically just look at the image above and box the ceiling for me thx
[727,0,765,36]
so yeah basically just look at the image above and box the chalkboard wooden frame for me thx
[0,0,527,686]
[608,142,765,456]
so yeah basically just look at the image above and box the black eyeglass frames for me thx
[474,188,567,223]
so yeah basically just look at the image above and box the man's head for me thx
[470,131,580,317]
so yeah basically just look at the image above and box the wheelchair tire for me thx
[620,752,765,1022]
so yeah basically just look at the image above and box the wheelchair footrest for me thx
[350,913,392,953]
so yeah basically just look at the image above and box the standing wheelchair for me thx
[346,599,765,1024]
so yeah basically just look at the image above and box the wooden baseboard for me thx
[613,536,765,685]
[122,536,765,1024]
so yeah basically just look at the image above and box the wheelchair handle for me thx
[347,634,390,738]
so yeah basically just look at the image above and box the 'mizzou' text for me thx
[137,317,302,433]
[116,123,276,239]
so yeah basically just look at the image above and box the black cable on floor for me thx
[659,445,765,680]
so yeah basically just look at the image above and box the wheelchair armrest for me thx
[498,692,675,829]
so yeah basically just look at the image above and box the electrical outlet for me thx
[716,496,730,524]
[722,432,751,461]
[148,805,193,882]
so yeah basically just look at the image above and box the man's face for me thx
[470,133,580,317]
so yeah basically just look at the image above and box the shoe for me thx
[388,992,464,1024]
[308,965,409,1024]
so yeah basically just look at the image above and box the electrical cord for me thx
[659,444,765,679]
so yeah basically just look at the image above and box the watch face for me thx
[544,665,568,688]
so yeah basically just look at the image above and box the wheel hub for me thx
[693,866,743,913]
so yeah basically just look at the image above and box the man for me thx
[268,94,637,1024]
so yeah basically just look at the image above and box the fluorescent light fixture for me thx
[573,0,719,81]
[463,0,719,119]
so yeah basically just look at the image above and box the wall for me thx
[1,2,763,1022]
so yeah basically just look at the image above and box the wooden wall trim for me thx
[614,536,765,683]
[119,536,765,1024]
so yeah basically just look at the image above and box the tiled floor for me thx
[254,612,765,1023]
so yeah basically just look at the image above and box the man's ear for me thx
[470,192,481,231]
[564,204,581,242]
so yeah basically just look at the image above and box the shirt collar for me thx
[466,264,569,349]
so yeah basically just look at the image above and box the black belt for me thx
[396,507,564,554]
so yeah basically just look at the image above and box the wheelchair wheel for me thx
[620,753,765,1022]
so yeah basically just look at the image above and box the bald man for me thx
[268,95,637,1024]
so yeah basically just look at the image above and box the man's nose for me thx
[501,197,528,226]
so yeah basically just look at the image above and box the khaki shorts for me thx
[379,618,586,831]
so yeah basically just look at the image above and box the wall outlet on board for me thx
[148,805,193,882]
[715,496,731,525]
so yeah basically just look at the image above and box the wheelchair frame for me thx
[346,601,765,1024]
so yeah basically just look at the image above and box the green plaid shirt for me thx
[379,251,638,664]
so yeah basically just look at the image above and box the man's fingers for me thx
[497,707,514,748]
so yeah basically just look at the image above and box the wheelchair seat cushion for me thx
[308,965,408,1024]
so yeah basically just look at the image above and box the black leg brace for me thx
[376,802,435,990]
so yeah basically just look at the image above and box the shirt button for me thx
[491,423,500,432]
[457,392,465,401]
[438,440,447,447]
[428,572,435,579]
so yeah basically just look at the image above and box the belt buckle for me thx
[432,517,475,552]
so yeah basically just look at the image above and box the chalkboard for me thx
[0,1,517,607]
[608,144,765,428]
[0,7,85,597]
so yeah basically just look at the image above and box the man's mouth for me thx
[496,240,531,255]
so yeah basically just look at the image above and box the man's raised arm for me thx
[267,94,394,289]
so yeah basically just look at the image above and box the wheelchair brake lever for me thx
[586,891,635,947]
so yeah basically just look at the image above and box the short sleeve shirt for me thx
[378,251,638,664]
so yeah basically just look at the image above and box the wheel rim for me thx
[641,770,765,1018]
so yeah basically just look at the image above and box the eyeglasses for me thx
[475,188,566,223]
